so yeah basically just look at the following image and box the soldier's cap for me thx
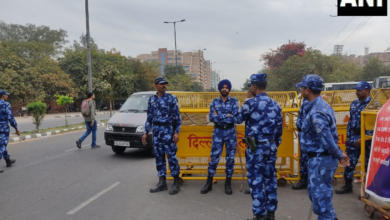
[247,73,267,87]
[155,77,168,84]
[353,81,371,91]
[295,74,324,91]
[0,90,10,96]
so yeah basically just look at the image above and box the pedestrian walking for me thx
[200,79,239,195]
[76,92,100,149]
[0,90,20,172]
[142,77,182,195]
[336,81,373,195]
[295,74,350,220]
[292,98,310,190]
[234,73,283,220]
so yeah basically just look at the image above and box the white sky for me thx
[1,0,389,89]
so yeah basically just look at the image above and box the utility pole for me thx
[164,20,185,75]
[85,0,92,92]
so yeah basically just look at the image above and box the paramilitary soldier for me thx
[200,79,239,195]
[0,90,19,173]
[336,81,372,195]
[292,98,310,190]
[234,73,283,220]
[296,74,350,220]
[142,77,182,195]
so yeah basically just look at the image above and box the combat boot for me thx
[292,174,308,190]
[200,176,213,194]
[5,158,16,168]
[335,178,353,194]
[169,176,180,195]
[150,176,167,193]
[0,169,3,173]
[225,176,233,195]
[246,214,266,220]
[265,211,275,220]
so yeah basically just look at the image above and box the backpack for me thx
[81,99,91,117]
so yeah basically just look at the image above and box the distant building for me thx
[343,52,390,66]
[137,48,214,89]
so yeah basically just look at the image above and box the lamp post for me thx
[85,0,92,92]
[164,19,185,74]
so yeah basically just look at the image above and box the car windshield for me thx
[119,94,152,112]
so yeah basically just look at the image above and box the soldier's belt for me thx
[153,122,172,126]
[352,129,361,135]
[214,123,234,130]
[307,151,330,158]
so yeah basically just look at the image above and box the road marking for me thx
[66,182,120,215]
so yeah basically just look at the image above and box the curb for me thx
[53,111,116,118]
[9,123,106,143]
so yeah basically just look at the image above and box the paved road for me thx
[14,114,111,132]
[1,128,385,220]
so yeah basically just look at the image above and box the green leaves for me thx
[55,95,74,106]
[26,101,46,132]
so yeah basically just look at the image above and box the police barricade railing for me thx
[166,106,300,186]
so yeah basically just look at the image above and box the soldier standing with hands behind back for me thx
[0,90,19,172]
[142,77,182,195]
[295,74,350,220]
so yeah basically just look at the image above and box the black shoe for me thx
[265,211,275,220]
[244,189,251,194]
[0,169,3,173]
[169,176,180,195]
[292,174,308,190]
[91,145,100,149]
[5,159,16,168]
[247,215,266,220]
[200,176,213,194]
[334,218,339,220]
[335,179,353,194]
[225,177,233,195]
[150,176,168,193]
[76,140,81,149]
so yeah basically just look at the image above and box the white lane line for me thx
[66,182,121,215]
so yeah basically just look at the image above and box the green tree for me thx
[55,95,74,127]
[132,59,161,92]
[0,21,68,54]
[206,87,217,92]
[191,82,205,92]
[26,101,46,133]
[94,63,134,116]
[164,64,186,78]
[362,57,390,80]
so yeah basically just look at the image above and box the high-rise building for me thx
[137,48,214,89]
[211,71,220,90]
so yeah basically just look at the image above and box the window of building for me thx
[185,70,189,73]
[168,58,174,61]
[183,66,190,69]
[176,58,181,60]
[147,59,152,62]
[168,63,174,65]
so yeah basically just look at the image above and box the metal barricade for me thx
[166,92,299,186]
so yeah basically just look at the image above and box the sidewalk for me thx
[15,110,116,123]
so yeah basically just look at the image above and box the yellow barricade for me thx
[166,92,299,186]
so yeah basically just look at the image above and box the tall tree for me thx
[362,57,390,80]
[262,41,306,69]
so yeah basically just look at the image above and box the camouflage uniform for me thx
[208,96,239,177]
[296,99,309,176]
[144,92,181,177]
[0,99,18,161]
[296,75,344,220]
[235,73,283,218]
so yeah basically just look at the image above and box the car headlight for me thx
[106,123,113,131]
[136,125,144,133]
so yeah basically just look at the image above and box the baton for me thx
[235,123,246,192]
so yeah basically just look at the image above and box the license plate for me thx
[114,141,130,147]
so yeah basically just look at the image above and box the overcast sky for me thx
[1,0,389,89]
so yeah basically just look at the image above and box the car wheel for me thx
[111,146,126,154]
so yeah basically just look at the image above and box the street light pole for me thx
[164,19,185,74]
[85,0,92,92]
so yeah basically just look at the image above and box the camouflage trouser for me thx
[152,124,180,177]
[0,124,11,160]
[246,142,278,216]
[299,152,309,175]
[344,135,372,180]
[207,127,237,178]
[307,155,338,220]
